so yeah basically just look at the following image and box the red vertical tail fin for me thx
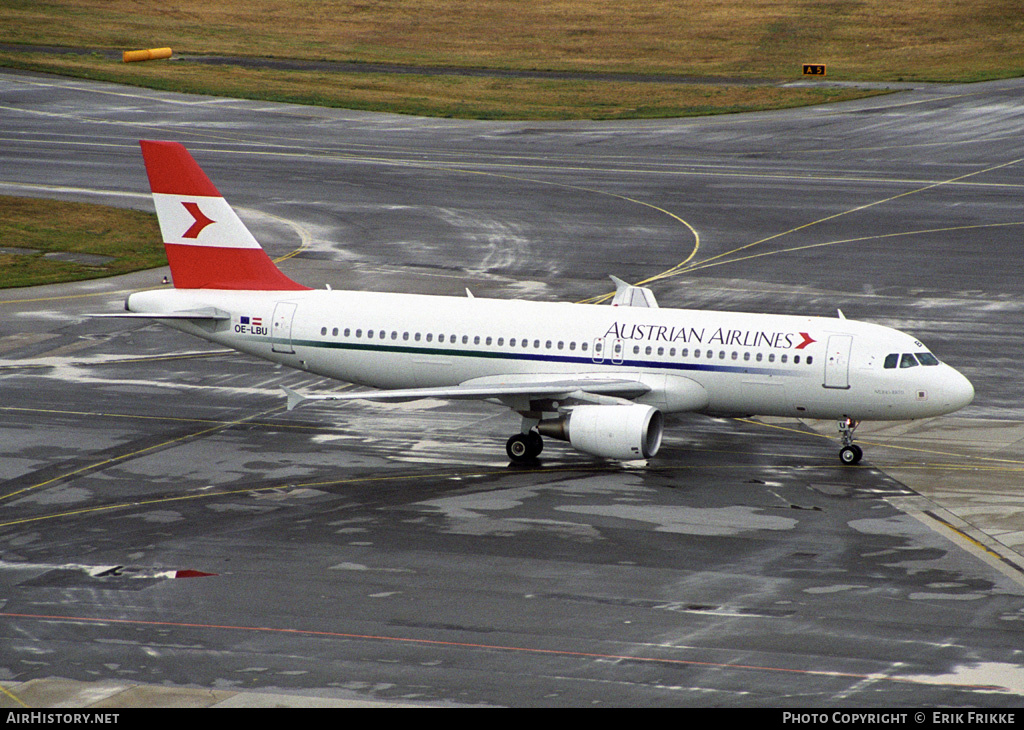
[140,140,308,291]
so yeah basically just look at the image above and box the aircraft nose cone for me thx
[943,367,974,411]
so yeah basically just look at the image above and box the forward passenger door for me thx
[823,335,852,389]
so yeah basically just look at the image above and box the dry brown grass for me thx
[1,1,1020,119]
[0,48,879,120]
[5,0,1022,80]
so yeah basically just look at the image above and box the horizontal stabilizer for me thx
[609,275,658,308]
[90,307,230,321]
[282,386,309,412]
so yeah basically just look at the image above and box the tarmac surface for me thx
[1,69,1023,707]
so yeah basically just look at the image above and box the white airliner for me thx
[110,140,974,465]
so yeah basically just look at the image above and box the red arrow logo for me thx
[181,201,215,239]
[795,332,817,350]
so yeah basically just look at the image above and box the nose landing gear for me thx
[838,417,863,465]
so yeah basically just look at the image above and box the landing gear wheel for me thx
[506,434,529,461]
[839,444,863,465]
[506,431,543,463]
[837,417,862,466]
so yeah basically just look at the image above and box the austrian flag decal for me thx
[236,315,268,335]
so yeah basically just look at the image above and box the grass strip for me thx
[0,50,885,120]
[0,196,163,289]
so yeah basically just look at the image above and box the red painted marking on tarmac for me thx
[0,611,1005,691]
[173,569,217,578]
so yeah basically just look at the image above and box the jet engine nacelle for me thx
[538,404,664,460]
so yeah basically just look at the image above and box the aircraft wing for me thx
[283,374,652,411]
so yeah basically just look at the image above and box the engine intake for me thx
[538,404,663,460]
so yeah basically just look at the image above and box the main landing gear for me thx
[838,417,863,465]
[506,430,543,463]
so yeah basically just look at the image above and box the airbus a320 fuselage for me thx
[110,141,975,465]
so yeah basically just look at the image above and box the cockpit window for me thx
[885,352,940,369]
